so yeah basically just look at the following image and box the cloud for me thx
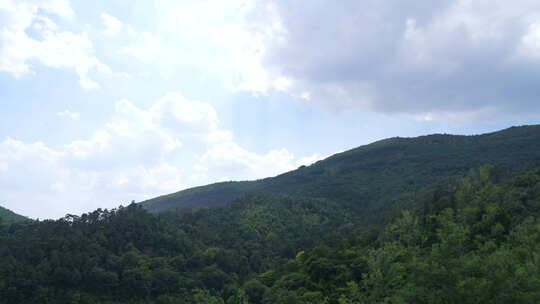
[57,110,80,120]
[114,0,270,90]
[239,0,540,118]
[201,143,295,179]
[0,0,110,89]
[119,31,168,63]
[0,92,320,219]
[101,12,123,36]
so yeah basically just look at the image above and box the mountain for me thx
[142,125,540,222]
[258,166,540,303]
[3,125,540,303]
[2,166,539,303]
[0,205,27,224]
[0,193,361,304]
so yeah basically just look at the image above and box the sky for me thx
[1,0,540,219]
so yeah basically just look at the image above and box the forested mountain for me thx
[259,166,540,303]
[258,166,540,303]
[0,194,360,304]
[2,125,540,303]
[2,165,540,303]
[143,125,540,226]
[0,205,27,224]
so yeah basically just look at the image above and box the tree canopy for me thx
[2,165,540,303]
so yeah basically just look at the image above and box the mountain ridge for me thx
[0,205,27,224]
[142,125,540,218]
[3,125,540,303]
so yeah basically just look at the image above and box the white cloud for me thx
[0,0,110,89]
[0,161,8,172]
[57,110,80,120]
[520,22,540,58]
[101,12,123,36]
[0,92,317,219]
[120,31,168,63]
[201,142,296,180]
[114,0,273,90]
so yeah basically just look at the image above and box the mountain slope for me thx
[142,125,540,218]
[0,194,361,303]
[2,166,539,303]
[3,126,540,303]
[0,205,27,224]
[259,166,540,303]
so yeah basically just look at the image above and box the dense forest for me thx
[2,165,540,303]
[142,126,540,227]
[3,126,540,303]
[0,193,358,303]
[0,206,27,225]
[260,165,540,303]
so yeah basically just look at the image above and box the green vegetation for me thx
[2,166,540,303]
[142,125,540,228]
[0,205,27,224]
[0,192,359,303]
[144,181,258,213]
[260,165,540,303]
[2,125,540,303]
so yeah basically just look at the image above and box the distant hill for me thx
[3,125,540,303]
[142,125,540,223]
[0,205,27,224]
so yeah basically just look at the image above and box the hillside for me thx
[2,125,540,303]
[142,125,540,223]
[0,205,27,224]
[2,165,539,303]
[0,193,364,303]
[258,166,540,303]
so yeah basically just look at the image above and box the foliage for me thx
[0,205,28,224]
[3,166,540,303]
[261,166,540,303]
[143,125,540,228]
[3,125,540,303]
[0,193,356,304]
